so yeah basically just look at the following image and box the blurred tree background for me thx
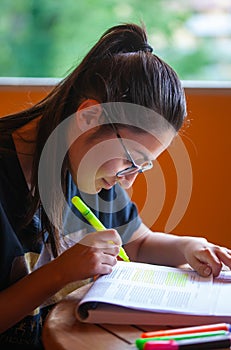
[0,0,230,80]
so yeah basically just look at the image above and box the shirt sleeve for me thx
[0,200,24,290]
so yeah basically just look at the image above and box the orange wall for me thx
[0,84,231,247]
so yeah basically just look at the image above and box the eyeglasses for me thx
[103,109,153,178]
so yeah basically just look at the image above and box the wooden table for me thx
[42,285,230,350]
[42,285,171,350]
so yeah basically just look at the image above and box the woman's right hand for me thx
[55,229,122,284]
[0,229,121,333]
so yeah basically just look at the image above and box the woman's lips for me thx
[102,178,116,189]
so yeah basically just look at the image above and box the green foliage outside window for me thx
[0,0,230,80]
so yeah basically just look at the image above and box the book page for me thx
[79,261,214,315]
[209,271,231,315]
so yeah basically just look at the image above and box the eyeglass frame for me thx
[103,108,153,177]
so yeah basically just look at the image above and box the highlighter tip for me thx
[119,247,130,262]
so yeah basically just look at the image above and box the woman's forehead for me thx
[115,127,175,148]
[95,127,174,161]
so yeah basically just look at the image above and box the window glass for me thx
[0,0,230,80]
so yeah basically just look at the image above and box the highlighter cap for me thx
[144,340,178,350]
[136,338,177,350]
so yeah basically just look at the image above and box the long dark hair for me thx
[0,23,186,256]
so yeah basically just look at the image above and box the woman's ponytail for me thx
[99,23,153,54]
[82,23,153,63]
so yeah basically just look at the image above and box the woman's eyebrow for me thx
[133,149,150,161]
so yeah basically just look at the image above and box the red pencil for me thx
[141,323,231,338]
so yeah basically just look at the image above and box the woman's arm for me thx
[125,223,231,277]
[0,258,64,333]
[0,229,121,333]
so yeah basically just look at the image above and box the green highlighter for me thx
[71,196,130,262]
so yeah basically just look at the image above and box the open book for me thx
[75,261,231,326]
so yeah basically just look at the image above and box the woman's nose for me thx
[117,173,138,189]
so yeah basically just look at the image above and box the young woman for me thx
[0,23,230,348]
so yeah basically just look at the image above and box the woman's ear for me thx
[76,99,103,132]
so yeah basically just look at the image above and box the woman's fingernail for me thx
[204,266,212,275]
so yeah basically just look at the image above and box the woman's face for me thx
[68,127,174,194]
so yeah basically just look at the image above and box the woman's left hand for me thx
[180,236,231,277]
